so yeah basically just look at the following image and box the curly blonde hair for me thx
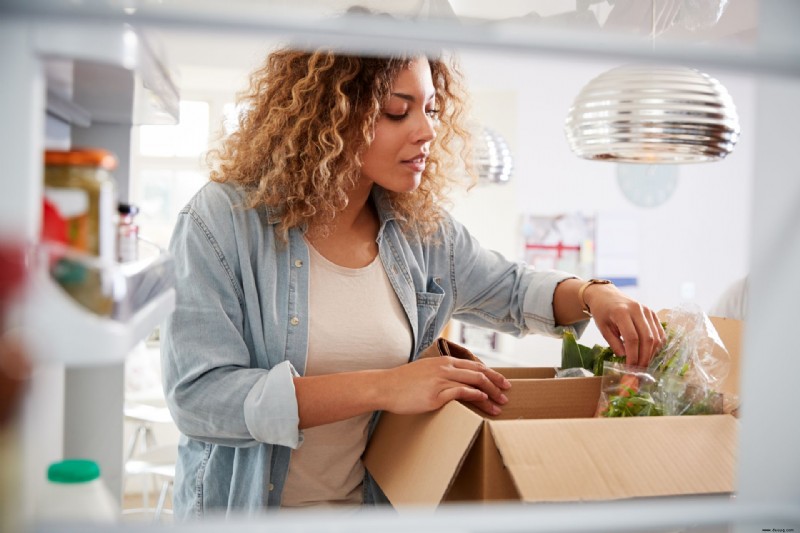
[207,47,473,241]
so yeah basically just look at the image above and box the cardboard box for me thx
[363,318,742,509]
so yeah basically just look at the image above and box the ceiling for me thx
[147,0,758,75]
[207,0,758,43]
[336,0,757,44]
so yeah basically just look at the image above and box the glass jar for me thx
[44,149,117,261]
[43,149,118,316]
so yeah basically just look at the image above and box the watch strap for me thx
[578,278,613,317]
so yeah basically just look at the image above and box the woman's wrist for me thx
[578,279,614,317]
[366,368,393,412]
[553,277,588,325]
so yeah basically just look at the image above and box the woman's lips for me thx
[402,156,426,172]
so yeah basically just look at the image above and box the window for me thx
[131,98,232,249]
[139,100,210,158]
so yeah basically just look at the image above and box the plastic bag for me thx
[647,303,731,393]
[597,362,725,417]
[555,367,594,379]
[597,303,735,417]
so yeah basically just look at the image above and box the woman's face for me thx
[360,57,439,193]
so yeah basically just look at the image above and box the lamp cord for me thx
[652,0,656,51]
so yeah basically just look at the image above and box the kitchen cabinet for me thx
[2,0,799,530]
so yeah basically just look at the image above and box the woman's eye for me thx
[383,112,408,121]
[382,108,440,122]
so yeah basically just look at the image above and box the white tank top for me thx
[280,240,412,508]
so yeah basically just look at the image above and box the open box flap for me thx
[363,400,483,507]
[488,415,738,502]
[708,316,743,397]
[487,374,601,420]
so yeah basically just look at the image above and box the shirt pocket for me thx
[416,277,445,350]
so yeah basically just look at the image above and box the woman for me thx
[161,48,665,519]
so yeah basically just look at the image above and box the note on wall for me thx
[595,212,639,289]
[521,213,594,281]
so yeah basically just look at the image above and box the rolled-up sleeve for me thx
[244,361,303,449]
[448,215,589,338]
[522,270,589,338]
[162,201,302,449]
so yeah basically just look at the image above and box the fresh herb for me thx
[602,389,663,417]
[561,329,596,371]
[560,330,625,377]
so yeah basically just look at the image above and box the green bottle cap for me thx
[47,459,101,484]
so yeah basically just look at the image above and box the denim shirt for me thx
[161,181,585,520]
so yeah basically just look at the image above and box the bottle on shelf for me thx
[35,459,118,524]
[116,202,140,263]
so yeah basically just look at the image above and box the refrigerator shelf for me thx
[20,242,175,367]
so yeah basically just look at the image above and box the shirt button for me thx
[294,259,303,268]
[268,483,274,491]
[290,317,300,326]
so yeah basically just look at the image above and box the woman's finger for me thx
[651,308,667,346]
[437,385,488,407]
[613,314,641,367]
[447,358,511,390]
[439,386,502,416]
[445,367,509,405]
[598,321,628,364]
[630,308,660,367]
[466,397,503,416]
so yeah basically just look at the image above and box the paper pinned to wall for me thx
[595,212,639,289]
[521,213,595,281]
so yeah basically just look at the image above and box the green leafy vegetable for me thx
[561,330,625,376]
[561,330,596,371]
[602,389,663,417]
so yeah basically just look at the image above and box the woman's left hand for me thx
[582,283,666,368]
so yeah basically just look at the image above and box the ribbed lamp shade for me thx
[475,127,514,183]
[565,64,740,163]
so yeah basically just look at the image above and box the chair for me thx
[123,444,176,522]
[123,401,174,461]
[122,392,177,522]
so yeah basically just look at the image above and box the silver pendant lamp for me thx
[475,126,514,184]
[564,2,740,163]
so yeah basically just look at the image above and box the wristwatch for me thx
[578,278,613,317]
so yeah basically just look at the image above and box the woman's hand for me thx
[583,283,666,368]
[379,356,511,417]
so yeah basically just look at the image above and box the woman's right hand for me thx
[379,356,511,417]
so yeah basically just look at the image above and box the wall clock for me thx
[616,164,679,208]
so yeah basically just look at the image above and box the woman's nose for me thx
[412,113,437,143]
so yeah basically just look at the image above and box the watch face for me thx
[616,164,679,208]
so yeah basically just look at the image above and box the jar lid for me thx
[45,149,118,171]
[47,459,101,484]
[117,202,140,216]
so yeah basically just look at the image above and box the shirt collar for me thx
[263,185,405,228]
[371,186,405,227]
[264,204,284,225]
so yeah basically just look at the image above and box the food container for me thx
[43,149,118,315]
[44,148,117,260]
